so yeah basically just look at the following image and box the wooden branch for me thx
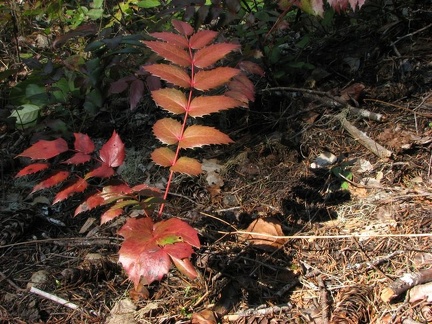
[381,268,432,303]
[335,111,393,159]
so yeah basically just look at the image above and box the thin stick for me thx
[30,286,81,311]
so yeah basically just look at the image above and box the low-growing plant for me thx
[15,19,259,292]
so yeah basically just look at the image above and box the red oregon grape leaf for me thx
[108,77,131,94]
[228,74,255,102]
[31,170,70,194]
[53,178,88,204]
[239,60,265,76]
[193,43,240,68]
[151,147,176,167]
[15,163,49,177]
[73,133,95,154]
[132,183,163,197]
[149,32,188,48]
[85,163,115,179]
[153,118,182,145]
[172,19,194,37]
[193,67,240,91]
[101,207,125,225]
[143,41,191,67]
[153,218,200,248]
[74,192,105,216]
[17,138,69,160]
[151,88,187,115]
[224,90,250,105]
[170,256,198,280]
[118,217,199,287]
[129,78,144,110]
[179,125,233,148]
[63,152,92,165]
[144,64,191,89]
[188,30,218,49]
[99,131,125,167]
[171,157,202,176]
[188,95,243,117]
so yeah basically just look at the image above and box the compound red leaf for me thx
[99,131,125,167]
[101,207,125,225]
[189,95,243,117]
[17,138,68,160]
[172,19,194,37]
[151,147,175,167]
[151,88,187,115]
[131,183,162,197]
[118,217,199,288]
[129,79,144,110]
[144,64,191,89]
[63,152,91,165]
[53,178,88,204]
[170,256,198,280]
[31,170,70,194]
[15,163,49,177]
[73,133,95,154]
[180,125,233,148]
[193,43,240,68]
[193,67,240,91]
[153,118,182,145]
[171,157,202,176]
[149,32,188,48]
[143,41,191,67]
[188,30,218,49]
[85,163,115,179]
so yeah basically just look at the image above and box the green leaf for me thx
[87,8,104,20]
[10,104,41,129]
[137,0,160,8]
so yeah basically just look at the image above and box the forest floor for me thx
[1,3,432,324]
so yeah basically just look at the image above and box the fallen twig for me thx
[335,110,393,159]
[30,286,81,311]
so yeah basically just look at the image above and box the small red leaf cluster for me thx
[16,131,125,205]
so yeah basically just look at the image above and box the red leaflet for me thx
[144,64,191,89]
[85,163,115,179]
[63,152,91,165]
[188,30,218,49]
[227,74,255,102]
[73,133,95,154]
[15,163,49,177]
[170,256,198,281]
[118,217,199,287]
[129,78,144,111]
[179,125,233,149]
[151,88,187,115]
[17,138,68,160]
[193,67,240,91]
[151,147,176,167]
[193,43,240,68]
[31,170,70,194]
[153,118,182,145]
[188,95,243,117]
[101,207,124,225]
[99,131,125,168]
[239,60,265,77]
[172,19,194,36]
[74,192,105,216]
[53,178,88,204]
[171,157,202,176]
[149,32,188,48]
[143,41,190,67]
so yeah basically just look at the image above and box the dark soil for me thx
[2,2,432,323]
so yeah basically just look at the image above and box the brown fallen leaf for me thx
[191,309,217,324]
[241,217,287,251]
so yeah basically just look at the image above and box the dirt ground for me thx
[1,2,432,323]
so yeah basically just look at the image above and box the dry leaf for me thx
[191,309,217,324]
[242,217,287,251]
